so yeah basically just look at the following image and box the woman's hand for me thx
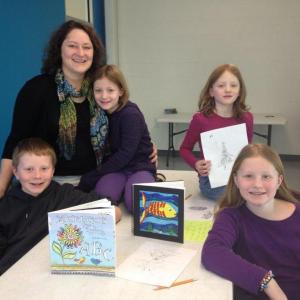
[149,143,158,167]
[195,159,211,176]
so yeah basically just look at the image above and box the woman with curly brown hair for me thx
[0,20,108,197]
[0,20,156,198]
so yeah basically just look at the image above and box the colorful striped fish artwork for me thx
[139,192,177,224]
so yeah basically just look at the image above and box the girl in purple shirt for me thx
[180,64,253,200]
[202,144,300,300]
[78,65,156,212]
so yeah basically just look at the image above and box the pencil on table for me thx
[154,278,197,290]
[185,194,192,200]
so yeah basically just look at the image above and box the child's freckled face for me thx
[93,77,123,114]
[13,154,55,197]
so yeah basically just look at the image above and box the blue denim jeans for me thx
[199,176,225,201]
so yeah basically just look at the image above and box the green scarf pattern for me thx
[55,69,108,165]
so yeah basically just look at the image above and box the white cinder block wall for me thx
[105,0,300,155]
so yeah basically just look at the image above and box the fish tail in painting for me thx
[139,192,148,223]
[140,209,148,223]
[142,192,147,207]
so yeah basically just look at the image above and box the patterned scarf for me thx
[55,69,108,165]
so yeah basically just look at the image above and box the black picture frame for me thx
[133,184,184,243]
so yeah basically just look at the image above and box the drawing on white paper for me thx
[202,210,213,219]
[117,241,196,287]
[137,248,174,274]
[189,206,206,211]
[184,196,215,221]
[189,206,213,219]
[219,142,234,170]
[201,124,248,188]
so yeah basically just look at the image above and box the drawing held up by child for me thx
[180,64,253,200]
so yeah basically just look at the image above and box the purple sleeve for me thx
[201,209,267,294]
[98,111,145,176]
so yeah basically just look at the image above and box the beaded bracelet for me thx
[260,270,274,291]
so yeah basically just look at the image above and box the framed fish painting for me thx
[133,181,185,243]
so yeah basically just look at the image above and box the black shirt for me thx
[2,74,97,175]
[0,181,99,275]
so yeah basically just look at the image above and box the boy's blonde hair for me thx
[12,138,57,169]
[215,144,297,218]
[199,64,249,119]
[92,64,129,111]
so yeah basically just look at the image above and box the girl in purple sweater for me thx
[201,144,300,300]
[180,64,253,200]
[78,65,156,212]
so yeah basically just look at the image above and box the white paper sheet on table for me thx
[184,195,215,220]
[116,241,196,287]
[200,123,248,188]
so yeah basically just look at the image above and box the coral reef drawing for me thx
[218,142,234,170]
[137,248,175,274]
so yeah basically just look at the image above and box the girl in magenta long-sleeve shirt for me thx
[180,64,253,200]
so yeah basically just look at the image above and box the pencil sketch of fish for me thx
[140,192,177,223]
